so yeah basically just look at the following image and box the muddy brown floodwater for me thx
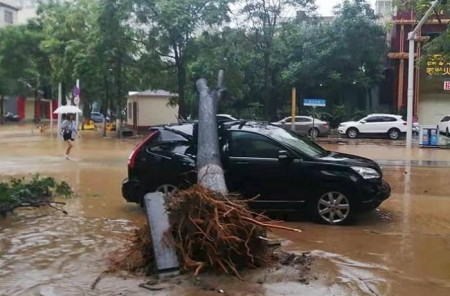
[1,126,450,295]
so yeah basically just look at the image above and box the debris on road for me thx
[138,281,170,291]
[107,185,303,280]
[0,175,72,217]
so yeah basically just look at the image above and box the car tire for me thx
[309,128,320,138]
[156,184,178,200]
[139,184,179,207]
[446,128,449,137]
[346,128,359,139]
[310,190,355,225]
[388,128,401,140]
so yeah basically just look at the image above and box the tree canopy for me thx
[0,0,387,122]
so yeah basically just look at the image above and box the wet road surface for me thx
[1,127,450,295]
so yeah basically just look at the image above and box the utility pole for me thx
[57,83,62,134]
[50,99,53,135]
[406,0,442,148]
[291,88,296,132]
[75,79,80,130]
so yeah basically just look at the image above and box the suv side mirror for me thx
[278,150,293,161]
[360,120,366,124]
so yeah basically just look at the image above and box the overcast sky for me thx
[316,0,377,16]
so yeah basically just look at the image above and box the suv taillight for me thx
[323,122,329,127]
[128,131,158,170]
[403,122,407,126]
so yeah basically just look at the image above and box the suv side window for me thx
[383,116,397,122]
[230,131,283,159]
[148,142,191,156]
[157,130,189,142]
[365,116,384,123]
[441,116,450,122]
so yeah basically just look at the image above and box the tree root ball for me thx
[168,185,273,278]
[110,185,302,279]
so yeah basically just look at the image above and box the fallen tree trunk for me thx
[196,70,228,194]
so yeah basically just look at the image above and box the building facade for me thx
[388,6,450,125]
[375,0,393,22]
[0,1,18,28]
[126,90,179,132]
[15,0,37,24]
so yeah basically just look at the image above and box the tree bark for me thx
[0,94,4,124]
[263,51,277,121]
[175,53,187,120]
[263,51,271,121]
[368,88,373,110]
[196,70,228,194]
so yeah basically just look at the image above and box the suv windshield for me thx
[268,128,327,158]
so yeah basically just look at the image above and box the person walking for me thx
[61,114,79,159]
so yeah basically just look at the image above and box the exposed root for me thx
[106,185,302,280]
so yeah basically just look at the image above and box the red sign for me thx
[444,81,450,91]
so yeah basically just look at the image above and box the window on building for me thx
[128,102,132,119]
[4,10,13,24]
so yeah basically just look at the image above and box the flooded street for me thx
[1,126,450,295]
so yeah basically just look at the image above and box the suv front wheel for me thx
[311,191,355,225]
[346,128,359,139]
[388,128,401,140]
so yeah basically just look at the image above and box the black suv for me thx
[122,122,390,225]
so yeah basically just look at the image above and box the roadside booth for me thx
[420,126,439,148]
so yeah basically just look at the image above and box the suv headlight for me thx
[351,167,380,179]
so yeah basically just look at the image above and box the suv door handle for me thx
[236,161,249,165]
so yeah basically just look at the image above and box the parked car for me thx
[90,112,109,123]
[437,115,450,135]
[338,114,407,140]
[5,112,20,122]
[272,116,330,138]
[122,121,391,225]
[216,114,237,122]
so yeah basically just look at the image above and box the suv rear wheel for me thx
[141,184,178,207]
[388,128,400,140]
[156,184,178,199]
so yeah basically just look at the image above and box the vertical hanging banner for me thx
[73,86,80,104]
[444,81,450,91]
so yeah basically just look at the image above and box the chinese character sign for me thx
[426,55,450,76]
[444,81,450,91]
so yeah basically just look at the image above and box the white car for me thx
[217,114,237,122]
[438,115,450,135]
[338,114,407,140]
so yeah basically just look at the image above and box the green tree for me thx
[96,0,139,120]
[134,0,233,119]
[280,0,386,111]
[239,0,315,120]
[0,22,51,123]
[37,0,139,119]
